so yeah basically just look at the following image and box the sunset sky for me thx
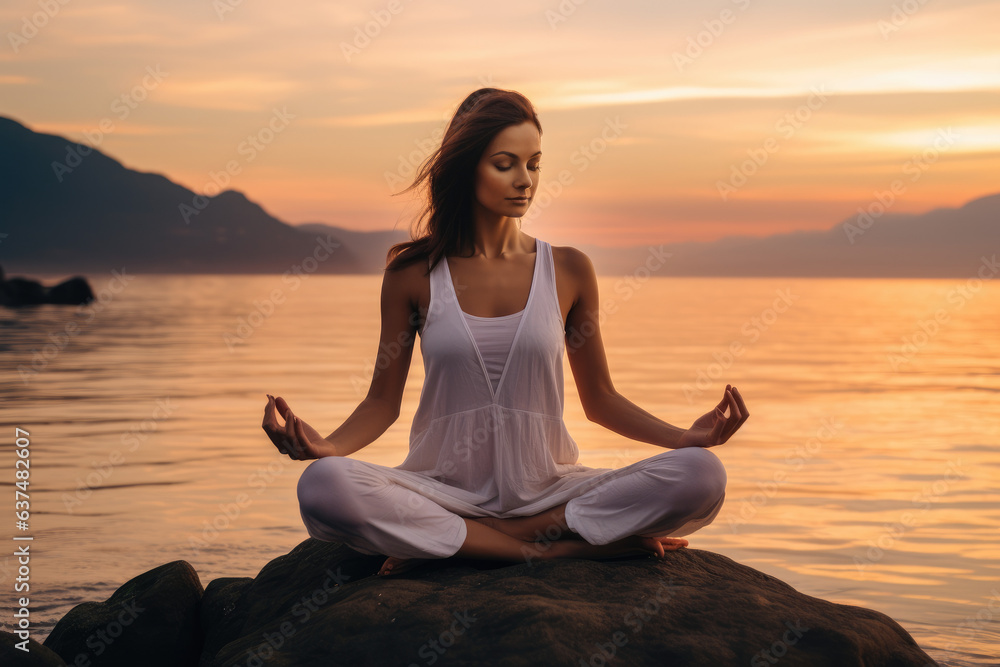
[2,0,998,246]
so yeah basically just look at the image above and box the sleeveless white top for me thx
[462,310,523,394]
[393,238,612,515]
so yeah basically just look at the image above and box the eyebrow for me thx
[490,151,542,159]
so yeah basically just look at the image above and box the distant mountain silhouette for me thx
[294,223,409,273]
[576,192,1000,278]
[2,115,997,278]
[0,116,367,275]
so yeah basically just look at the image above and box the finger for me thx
[278,436,295,459]
[284,409,298,450]
[731,386,749,421]
[726,388,748,432]
[262,395,274,427]
[720,391,742,442]
[293,416,310,458]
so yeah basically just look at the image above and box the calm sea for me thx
[0,271,997,665]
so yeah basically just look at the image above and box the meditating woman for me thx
[262,87,748,577]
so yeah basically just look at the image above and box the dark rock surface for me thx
[2,539,940,666]
[0,265,94,307]
[43,560,203,666]
[0,635,66,666]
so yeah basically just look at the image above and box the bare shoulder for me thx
[383,256,426,294]
[550,244,597,316]
[381,256,430,326]
[552,244,597,284]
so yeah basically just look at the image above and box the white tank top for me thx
[397,238,610,514]
[461,310,523,395]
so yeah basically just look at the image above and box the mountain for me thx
[2,115,997,278]
[0,116,367,275]
[294,223,410,273]
[577,192,1000,278]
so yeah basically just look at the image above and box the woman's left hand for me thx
[676,384,748,449]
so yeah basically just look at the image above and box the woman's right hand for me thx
[262,394,334,460]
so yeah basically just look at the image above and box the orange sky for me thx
[2,0,998,247]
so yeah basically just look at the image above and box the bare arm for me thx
[563,248,747,449]
[263,261,420,459]
[323,263,419,457]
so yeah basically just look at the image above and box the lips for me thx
[507,197,529,201]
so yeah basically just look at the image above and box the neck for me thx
[465,203,527,259]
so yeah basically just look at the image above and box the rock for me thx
[45,276,95,305]
[42,560,204,667]
[0,276,47,306]
[203,540,940,667]
[36,540,941,667]
[198,576,254,665]
[0,632,66,666]
[0,265,94,307]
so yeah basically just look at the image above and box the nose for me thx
[514,165,533,190]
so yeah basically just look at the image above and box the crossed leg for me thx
[377,511,689,576]
[298,447,726,577]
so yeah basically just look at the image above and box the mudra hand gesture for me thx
[262,394,331,460]
[676,384,748,449]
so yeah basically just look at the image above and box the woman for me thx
[262,88,748,577]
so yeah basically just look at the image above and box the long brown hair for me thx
[384,88,542,275]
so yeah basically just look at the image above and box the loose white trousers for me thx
[297,446,727,560]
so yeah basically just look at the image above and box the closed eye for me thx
[497,164,542,172]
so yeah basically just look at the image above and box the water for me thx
[0,271,997,665]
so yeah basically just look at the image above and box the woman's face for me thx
[473,121,541,220]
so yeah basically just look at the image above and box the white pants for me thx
[296,447,727,560]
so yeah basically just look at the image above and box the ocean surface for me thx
[0,271,997,665]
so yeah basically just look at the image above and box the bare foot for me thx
[377,556,430,577]
[544,534,689,561]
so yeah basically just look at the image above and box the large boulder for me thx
[15,540,939,666]
[0,633,66,666]
[42,560,203,666]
